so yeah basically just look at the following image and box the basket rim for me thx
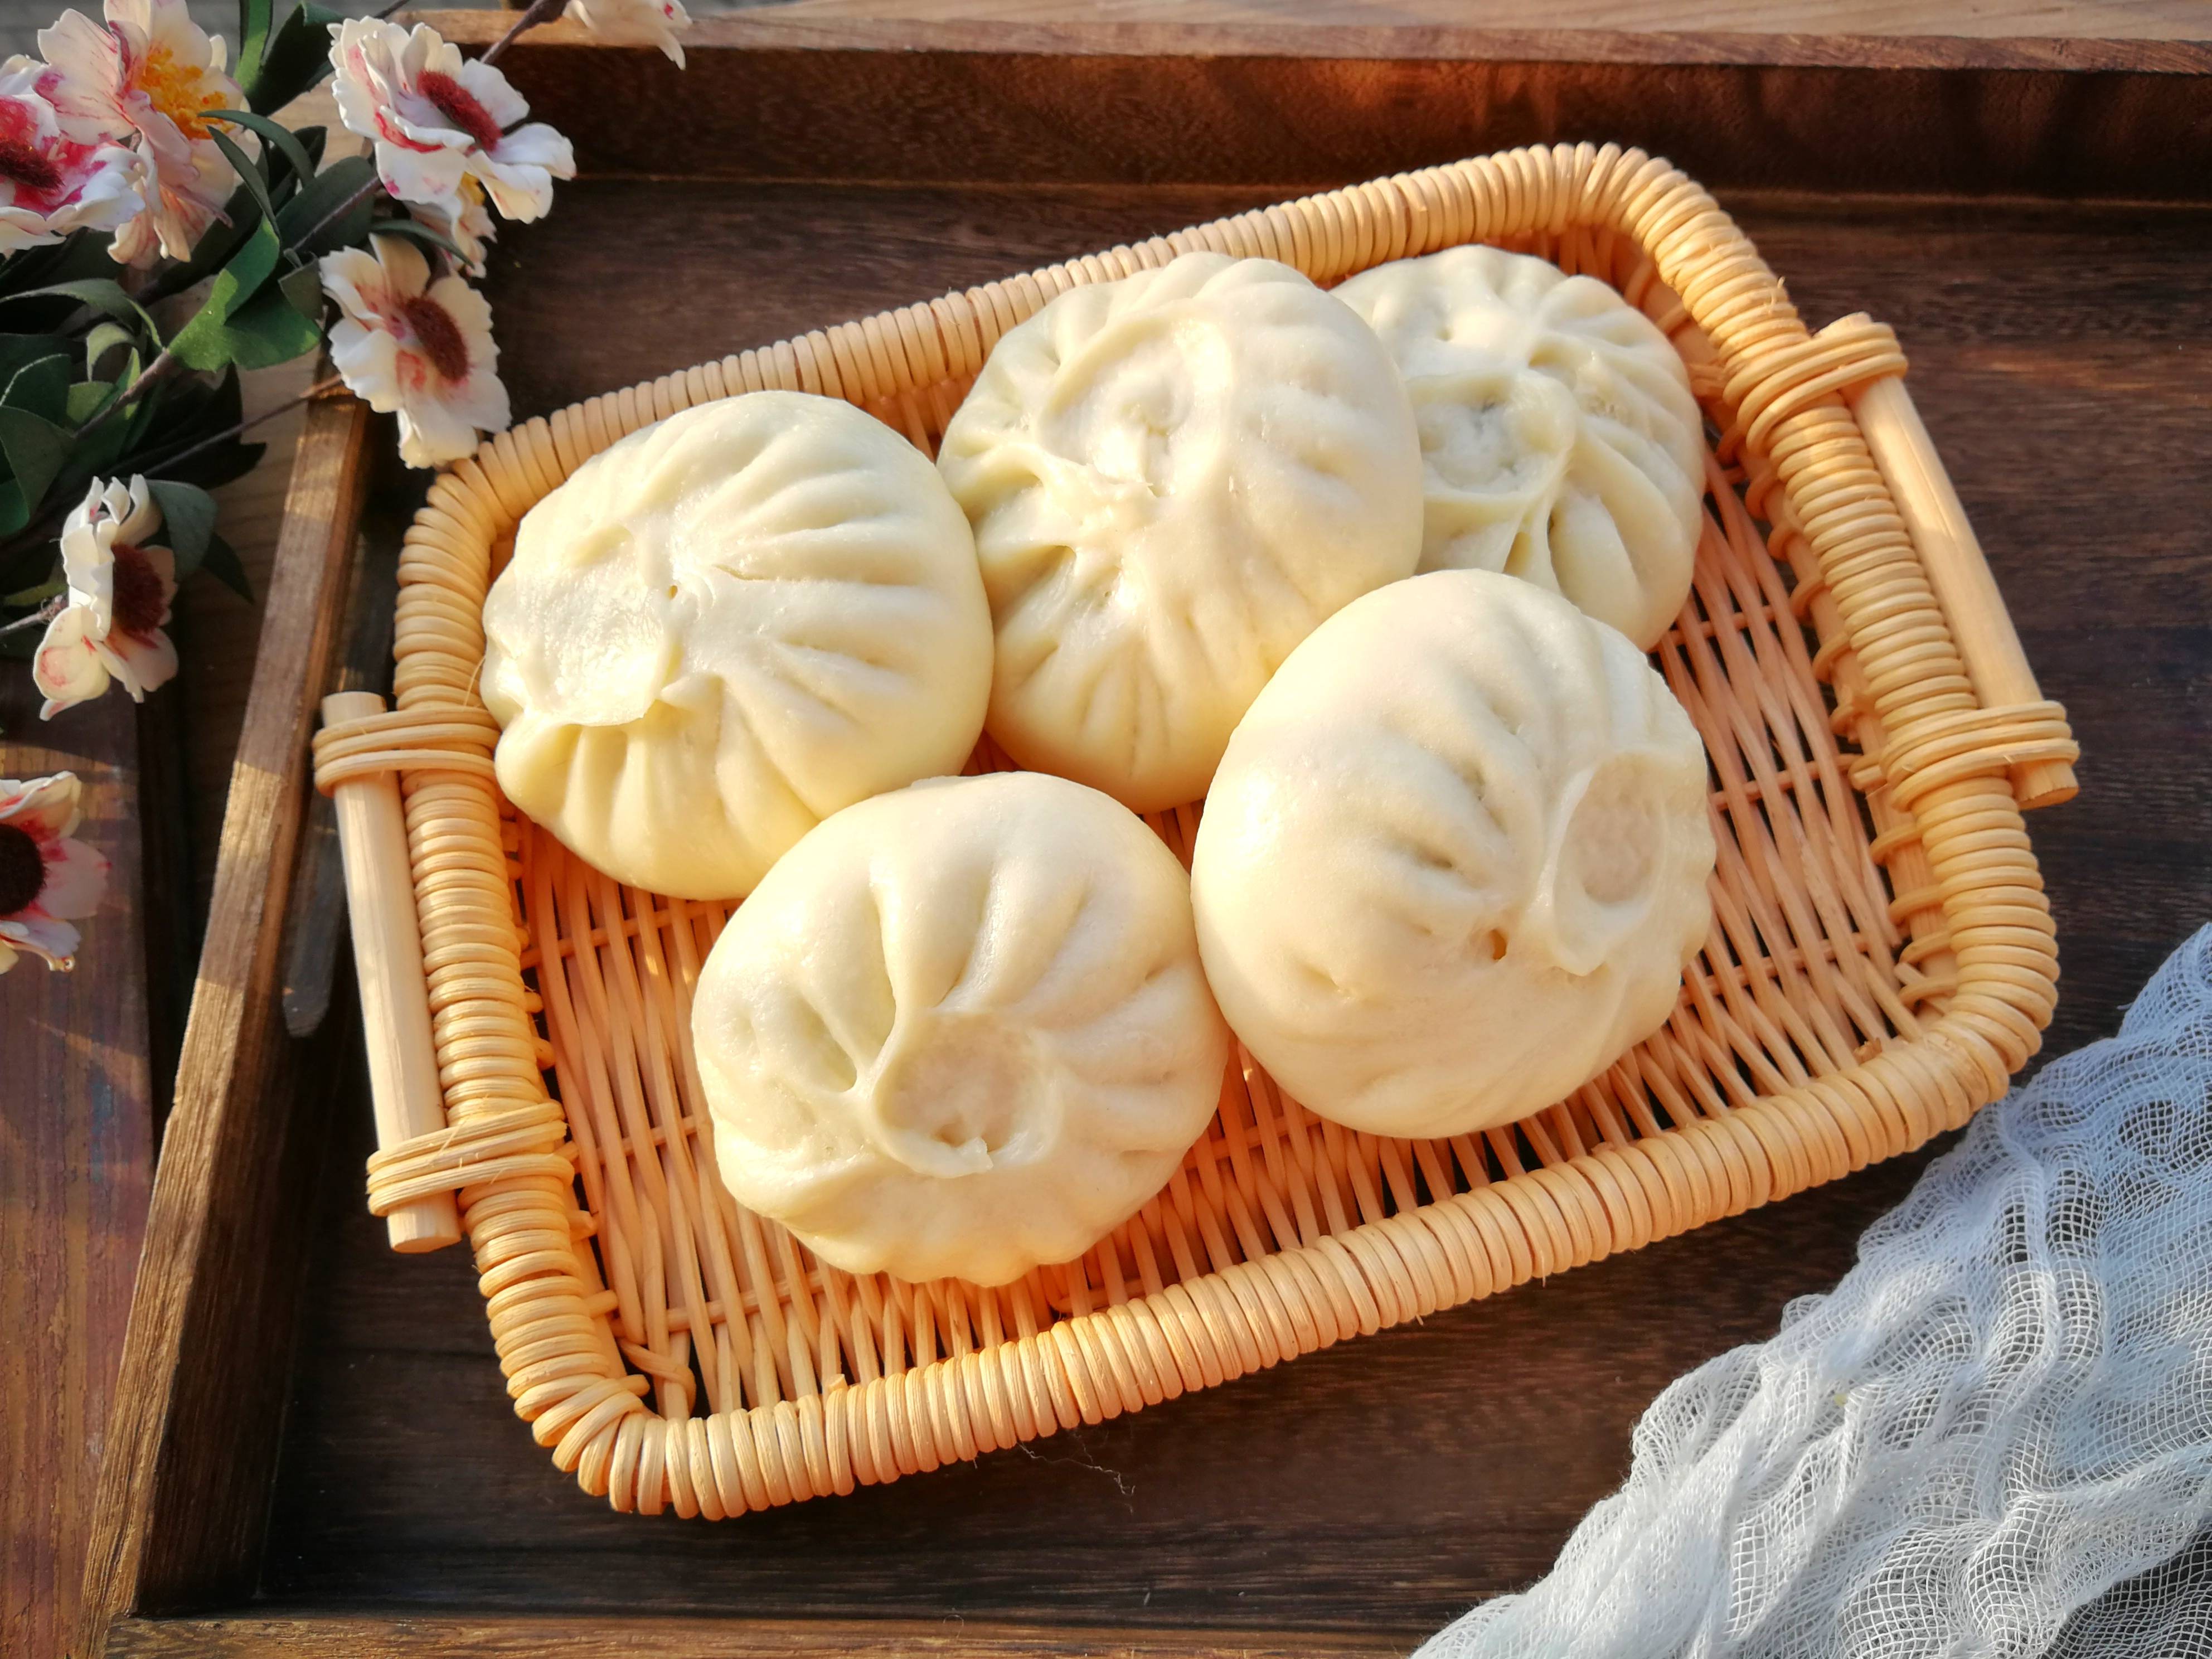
[354,139,2068,1517]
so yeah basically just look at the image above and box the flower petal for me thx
[0,771,85,841]
[327,318,408,415]
[375,137,468,211]
[117,473,159,544]
[470,157,555,224]
[396,396,485,468]
[35,12,130,143]
[33,835,109,920]
[0,912,82,969]
[99,623,177,698]
[60,483,118,625]
[316,244,389,319]
[33,607,112,717]
[454,58,531,131]
[368,231,431,295]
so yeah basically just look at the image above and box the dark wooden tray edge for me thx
[439,12,2212,74]
[76,23,2208,1659]
[104,1611,1415,1658]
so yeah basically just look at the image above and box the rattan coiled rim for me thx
[342,142,2070,1517]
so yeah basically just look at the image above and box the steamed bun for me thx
[1191,570,1715,1139]
[692,771,1229,1287]
[1332,246,1705,648]
[938,251,1423,813]
[481,391,992,900]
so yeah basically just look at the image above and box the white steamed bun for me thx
[692,771,1229,1287]
[1332,245,1705,648]
[937,251,1423,813]
[1191,569,1715,1139]
[481,391,993,900]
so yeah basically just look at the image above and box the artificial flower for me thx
[33,476,178,718]
[0,772,110,973]
[411,171,494,277]
[37,0,244,263]
[328,19,574,222]
[0,56,142,252]
[321,233,511,468]
[564,0,691,67]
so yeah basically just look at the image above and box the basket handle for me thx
[316,690,462,1252]
[1844,368,2078,811]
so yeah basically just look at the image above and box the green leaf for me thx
[279,263,323,321]
[167,181,264,297]
[4,574,62,608]
[219,284,325,369]
[0,333,72,385]
[247,2,346,117]
[3,353,69,423]
[0,239,77,299]
[4,279,160,342]
[209,108,314,191]
[70,363,149,475]
[198,531,253,601]
[277,154,376,258]
[365,215,464,263]
[236,0,274,88]
[137,365,237,450]
[147,478,217,574]
[0,406,71,515]
[0,482,28,538]
[169,217,286,372]
[210,127,279,233]
[267,123,330,210]
[83,320,134,377]
[0,232,122,302]
[67,379,120,424]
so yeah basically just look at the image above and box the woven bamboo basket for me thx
[313,142,2078,1519]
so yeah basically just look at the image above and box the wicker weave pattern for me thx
[348,143,2071,1516]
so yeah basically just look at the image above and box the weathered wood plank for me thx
[426,12,2212,200]
[769,0,2212,47]
[105,1611,1402,1658]
[0,683,154,1659]
[76,395,375,1654]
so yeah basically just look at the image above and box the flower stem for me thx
[0,598,61,637]
[289,175,385,261]
[70,345,181,450]
[481,0,566,66]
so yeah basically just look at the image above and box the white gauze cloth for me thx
[1420,925,2212,1659]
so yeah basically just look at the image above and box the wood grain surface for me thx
[0,687,156,1659]
[103,1610,1405,1658]
[74,394,375,1655]
[217,183,2211,1640]
[764,0,2212,42]
[429,13,2212,197]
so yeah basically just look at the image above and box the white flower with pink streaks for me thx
[328,19,574,222]
[565,0,691,66]
[33,476,179,719]
[0,56,141,253]
[411,172,494,278]
[322,233,511,468]
[0,772,110,974]
[37,0,244,263]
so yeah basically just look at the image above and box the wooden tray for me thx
[80,18,2209,1658]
